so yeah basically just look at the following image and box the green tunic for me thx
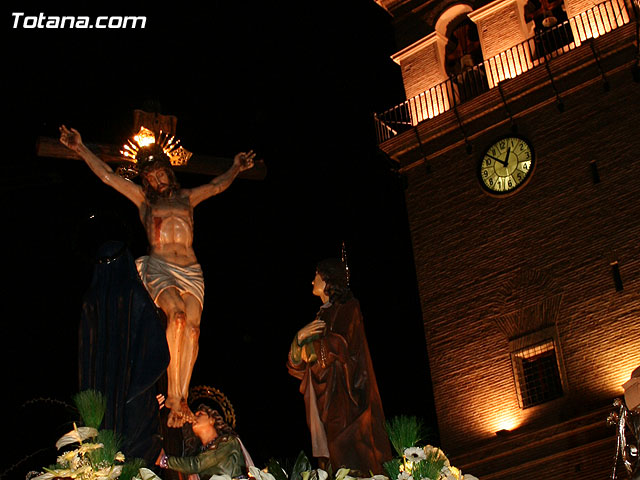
[166,435,246,479]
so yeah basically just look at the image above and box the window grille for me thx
[510,328,566,408]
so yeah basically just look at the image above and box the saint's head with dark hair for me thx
[316,258,352,304]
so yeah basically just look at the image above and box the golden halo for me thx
[120,126,192,167]
[188,385,236,429]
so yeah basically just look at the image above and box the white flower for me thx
[78,442,104,455]
[55,426,99,450]
[249,466,277,480]
[57,448,79,465]
[335,468,352,480]
[439,466,459,480]
[441,465,463,480]
[300,469,328,480]
[404,447,427,462]
[134,468,164,480]
[29,473,55,480]
[95,464,123,479]
[398,471,414,480]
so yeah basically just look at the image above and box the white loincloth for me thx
[136,255,205,308]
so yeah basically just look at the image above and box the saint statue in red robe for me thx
[288,259,392,474]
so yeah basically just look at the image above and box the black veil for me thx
[79,240,170,463]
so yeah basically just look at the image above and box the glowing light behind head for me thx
[120,126,192,166]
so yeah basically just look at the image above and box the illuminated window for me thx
[510,328,566,409]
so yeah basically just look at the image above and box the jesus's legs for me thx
[157,288,200,428]
[179,294,202,402]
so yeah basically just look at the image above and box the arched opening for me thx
[444,16,483,77]
[436,5,489,102]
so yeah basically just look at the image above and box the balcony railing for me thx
[374,0,634,144]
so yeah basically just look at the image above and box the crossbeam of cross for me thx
[35,109,266,180]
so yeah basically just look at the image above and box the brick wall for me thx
[401,67,640,465]
[564,0,609,18]
[396,33,449,99]
[469,0,532,59]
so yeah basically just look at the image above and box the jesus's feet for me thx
[166,397,195,428]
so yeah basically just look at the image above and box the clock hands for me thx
[485,152,509,167]
[480,137,533,194]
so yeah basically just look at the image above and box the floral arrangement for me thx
[250,451,386,480]
[28,392,476,480]
[383,416,478,480]
[29,390,158,480]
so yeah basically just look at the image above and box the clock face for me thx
[479,136,535,196]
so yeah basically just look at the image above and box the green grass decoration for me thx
[88,429,122,466]
[120,458,146,480]
[412,450,446,480]
[383,457,403,480]
[385,415,423,456]
[73,390,106,429]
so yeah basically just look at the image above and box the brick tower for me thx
[373,0,640,477]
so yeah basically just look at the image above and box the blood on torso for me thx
[140,192,197,266]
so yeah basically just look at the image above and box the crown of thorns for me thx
[118,126,192,178]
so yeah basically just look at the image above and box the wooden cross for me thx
[36,109,266,180]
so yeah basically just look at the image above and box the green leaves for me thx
[385,416,424,456]
[266,458,289,480]
[291,450,313,480]
[267,450,313,480]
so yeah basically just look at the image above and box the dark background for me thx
[3,0,435,476]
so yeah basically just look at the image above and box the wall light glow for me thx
[496,416,521,432]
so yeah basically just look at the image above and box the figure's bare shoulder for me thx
[186,183,223,207]
[175,189,195,209]
[179,186,195,200]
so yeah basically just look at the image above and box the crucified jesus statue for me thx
[60,125,255,428]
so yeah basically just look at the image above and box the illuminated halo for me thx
[188,385,236,429]
[120,126,192,167]
[341,240,350,286]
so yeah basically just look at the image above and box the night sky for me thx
[3,0,435,475]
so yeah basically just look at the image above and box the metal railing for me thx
[374,0,633,144]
